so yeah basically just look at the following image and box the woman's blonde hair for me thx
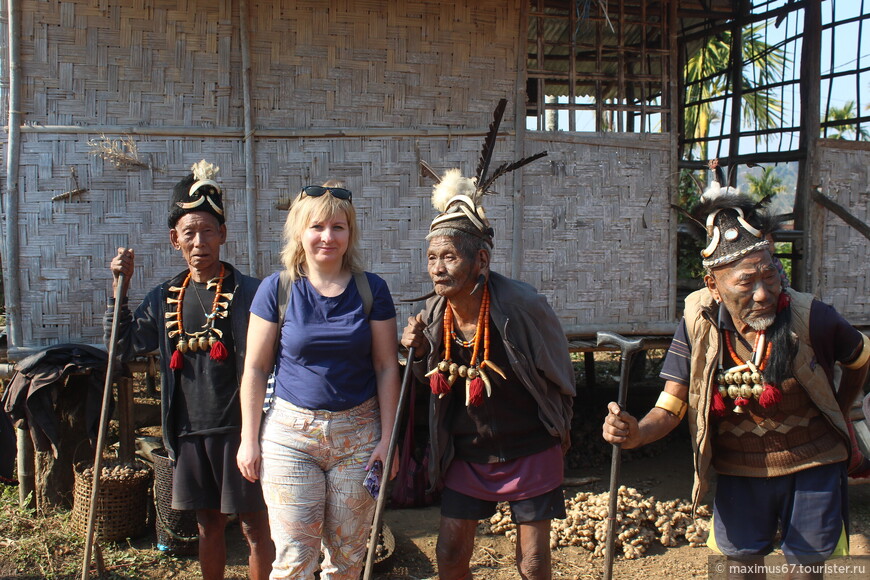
[279,180,363,281]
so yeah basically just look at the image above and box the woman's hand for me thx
[236,438,262,483]
[367,439,399,480]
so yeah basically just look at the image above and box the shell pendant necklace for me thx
[424,285,507,406]
[165,264,234,369]
[712,329,781,415]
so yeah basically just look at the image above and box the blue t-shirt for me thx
[250,271,396,411]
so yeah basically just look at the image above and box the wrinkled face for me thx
[169,212,226,274]
[706,250,782,332]
[301,211,349,268]
[427,236,485,299]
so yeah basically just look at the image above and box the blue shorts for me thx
[440,486,566,524]
[708,462,849,563]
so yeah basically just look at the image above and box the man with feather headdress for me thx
[603,163,870,575]
[106,161,273,579]
[401,101,575,579]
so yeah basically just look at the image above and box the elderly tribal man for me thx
[603,185,870,578]
[107,161,274,579]
[402,102,575,580]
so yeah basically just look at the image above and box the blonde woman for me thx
[237,182,399,579]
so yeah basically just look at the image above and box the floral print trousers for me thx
[260,396,380,579]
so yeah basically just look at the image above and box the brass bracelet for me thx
[655,391,687,420]
[844,334,870,370]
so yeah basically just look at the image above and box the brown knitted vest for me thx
[712,338,847,477]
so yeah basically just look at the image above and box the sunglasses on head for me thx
[300,185,353,202]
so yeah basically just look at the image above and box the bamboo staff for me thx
[363,347,416,579]
[80,274,125,580]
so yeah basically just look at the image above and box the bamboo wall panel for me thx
[522,132,675,331]
[812,141,870,326]
[3,0,684,349]
[11,133,519,345]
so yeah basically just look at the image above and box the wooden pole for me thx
[3,0,23,349]
[362,347,415,580]
[117,377,134,464]
[794,0,822,292]
[81,274,125,580]
[16,427,34,510]
[239,0,260,278]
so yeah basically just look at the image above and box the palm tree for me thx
[822,100,870,140]
[683,24,787,160]
[745,166,785,199]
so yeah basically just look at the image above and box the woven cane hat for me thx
[168,160,225,228]
[696,162,775,269]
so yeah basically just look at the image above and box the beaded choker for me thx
[424,285,506,406]
[165,265,234,369]
[712,329,781,415]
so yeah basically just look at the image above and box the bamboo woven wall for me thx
[810,140,870,326]
[2,0,678,350]
[523,132,676,332]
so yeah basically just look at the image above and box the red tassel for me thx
[209,340,229,362]
[429,372,451,396]
[758,383,782,408]
[711,391,727,417]
[777,292,790,313]
[468,377,484,407]
[170,349,184,370]
[735,397,750,408]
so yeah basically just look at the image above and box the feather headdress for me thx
[423,99,548,246]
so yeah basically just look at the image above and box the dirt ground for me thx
[136,440,870,580]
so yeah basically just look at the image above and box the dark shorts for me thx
[710,462,849,563]
[440,486,566,524]
[172,431,267,514]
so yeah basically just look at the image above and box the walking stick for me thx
[363,346,416,580]
[596,332,651,580]
[81,273,125,580]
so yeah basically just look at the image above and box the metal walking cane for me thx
[363,345,416,580]
[81,273,125,580]
[596,331,651,580]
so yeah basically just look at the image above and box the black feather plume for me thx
[420,160,441,183]
[478,151,548,193]
[475,99,508,185]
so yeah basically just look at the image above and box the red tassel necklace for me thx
[166,265,233,370]
[712,329,779,416]
[424,285,507,406]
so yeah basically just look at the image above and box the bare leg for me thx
[786,561,823,580]
[436,516,477,580]
[515,520,552,580]
[239,510,275,580]
[196,509,228,580]
[725,556,766,580]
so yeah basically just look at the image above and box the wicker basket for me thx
[152,447,199,554]
[71,459,152,542]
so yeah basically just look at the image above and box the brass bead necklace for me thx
[165,265,233,369]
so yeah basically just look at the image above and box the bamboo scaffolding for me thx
[3,0,22,349]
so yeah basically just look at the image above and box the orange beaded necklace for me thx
[165,265,232,369]
[425,284,506,406]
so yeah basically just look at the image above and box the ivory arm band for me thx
[655,391,687,421]
[844,333,870,370]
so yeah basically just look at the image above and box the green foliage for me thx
[745,166,785,199]
[822,100,870,140]
[683,23,787,160]
[675,169,706,282]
